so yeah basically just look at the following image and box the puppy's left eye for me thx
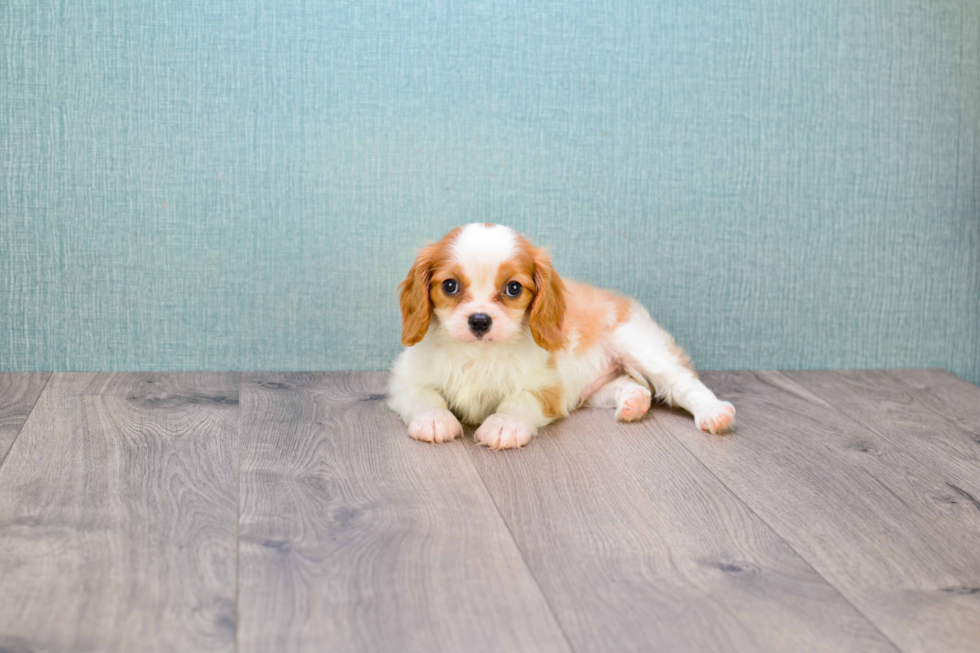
[505,281,523,297]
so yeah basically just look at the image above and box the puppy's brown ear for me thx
[399,244,436,346]
[529,247,567,351]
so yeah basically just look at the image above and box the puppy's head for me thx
[399,224,566,350]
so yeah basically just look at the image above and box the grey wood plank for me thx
[787,369,980,498]
[0,373,240,653]
[0,372,50,464]
[465,404,900,653]
[887,369,980,442]
[237,372,570,653]
[665,370,980,653]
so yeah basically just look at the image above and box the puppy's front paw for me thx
[408,409,462,443]
[696,401,736,434]
[474,414,533,450]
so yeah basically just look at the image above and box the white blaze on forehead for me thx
[452,224,517,290]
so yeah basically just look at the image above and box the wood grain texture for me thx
[667,370,980,653]
[237,372,570,653]
[1,368,977,652]
[0,373,50,464]
[788,369,980,498]
[887,369,980,442]
[0,373,240,653]
[465,405,900,653]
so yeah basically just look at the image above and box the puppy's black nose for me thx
[468,313,492,336]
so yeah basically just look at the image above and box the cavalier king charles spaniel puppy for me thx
[389,223,735,449]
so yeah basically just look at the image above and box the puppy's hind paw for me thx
[696,401,736,435]
[616,385,652,422]
[408,409,463,443]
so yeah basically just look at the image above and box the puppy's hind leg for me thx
[612,304,735,434]
[584,375,652,422]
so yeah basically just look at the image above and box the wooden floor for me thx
[0,370,977,652]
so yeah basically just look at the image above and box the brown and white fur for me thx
[388,223,735,449]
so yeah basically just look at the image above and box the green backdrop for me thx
[2,1,978,383]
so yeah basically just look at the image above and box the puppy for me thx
[388,224,735,449]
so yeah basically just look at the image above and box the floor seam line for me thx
[654,371,909,653]
[0,372,53,476]
[461,439,581,653]
[886,369,980,435]
[235,372,244,653]
[794,369,975,456]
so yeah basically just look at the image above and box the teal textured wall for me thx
[2,1,978,383]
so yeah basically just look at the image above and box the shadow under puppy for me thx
[389,224,735,449]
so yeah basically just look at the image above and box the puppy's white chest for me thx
[437,348,549,424]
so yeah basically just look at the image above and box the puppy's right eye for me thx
[442,279,459,295]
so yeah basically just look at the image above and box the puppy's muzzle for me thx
[468,313,492,337]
